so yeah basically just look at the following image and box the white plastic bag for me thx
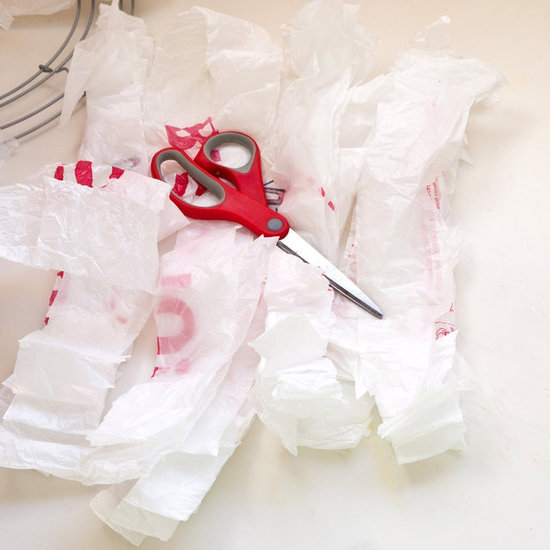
[0,163,169,291]
[60,2,154,174]
[144,6,283,153]
[250,249,375,454]
[0,161,172,478]
[272,0,377,262]
[79,224,274,482]
[254,7,504,464]
[350,18,504,463]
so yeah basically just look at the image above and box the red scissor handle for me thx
[151,132,289,239]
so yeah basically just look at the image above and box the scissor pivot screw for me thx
[267,218,284,231]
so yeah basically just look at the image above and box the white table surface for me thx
[1,1,549,549]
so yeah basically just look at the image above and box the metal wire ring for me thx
[0,0,135,141]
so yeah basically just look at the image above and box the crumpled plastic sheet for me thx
[250,250,375,454]
[272,0,377,262]
[60,4,154,174]
[0,161,177,477]
[0,163,168,291]
[0,0,74,29]
[347,19,503,462]
[88,228,271,542]
[60,3,283,172]
[0,0,505,545]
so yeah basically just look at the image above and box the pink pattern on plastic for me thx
[160,273,192,288]
[44,271,64,325]
[435,321,456,339]
[173,173,189,197]
[165,118,218,152]
[110,166,124,179]
[320,186,335,211]
[54,165,64,180]
[156,296,195,355]
[75,160,93,187]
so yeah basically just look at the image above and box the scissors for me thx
[151,131,383,319]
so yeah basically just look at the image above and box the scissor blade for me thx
[277,229,383,319]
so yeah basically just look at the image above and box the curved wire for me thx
[0,0,82,102]
[0,0,95,110]
[1,0,135,141]
[14,110,64,140]
[1,94,64,131]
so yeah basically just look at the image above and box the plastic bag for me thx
[0,161,172,478]
[79,225,274,482]
[250,249,375,454]
[0,163,169,291]
[144,6,283,153]
[60,3,154,174]
[272,0,377,262]
[91,339,261,542]
[348,17,504,462]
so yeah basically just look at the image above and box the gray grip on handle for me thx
[156,149,226,203]
[203,132,256,174]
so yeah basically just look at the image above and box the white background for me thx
[1,1,549,548]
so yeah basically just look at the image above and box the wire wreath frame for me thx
[0,0,135,141]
